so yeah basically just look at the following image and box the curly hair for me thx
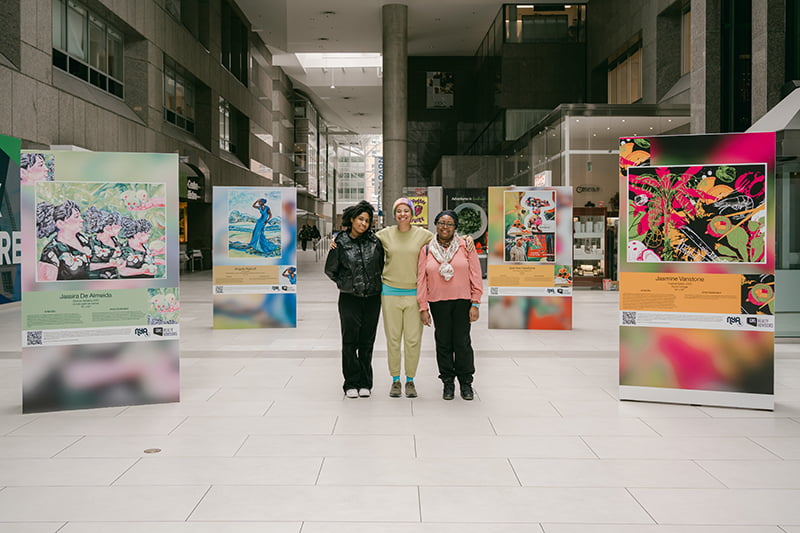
[83,207,121,234]
[341,201,374,229]
[20,153,54,180]
[120,217,152,239]
[36,200,80,239]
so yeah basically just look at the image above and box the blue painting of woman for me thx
[248,198,279,255]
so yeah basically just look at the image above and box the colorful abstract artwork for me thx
[619,326,773,395]
[504,190,556,263]
[627,164,767,263]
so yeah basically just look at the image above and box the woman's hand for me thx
[464,235,475,252]
[329,240,337,250]
[420,309,432,327]
[469,306,479,323]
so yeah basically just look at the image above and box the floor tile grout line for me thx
[261,400,276,416]
[166,416,190,436]
[205,387,223,401]
[639,418,665,437]
[507,457,523,487]
[416,485,422,523]
[232,434,250,457]
[624,486,659,525]
[5,415,43,436]
[108,456,142,486]
[487,416,499,436]
[548,400,565,418]
[183,484,213,522]
[691,458,731,488]
[579,435,602,459]
[51,435,86,458]
[746,435,787,459]
[314,456,325,485]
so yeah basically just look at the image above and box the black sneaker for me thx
[460,383,474,401]
[442,382,455,400]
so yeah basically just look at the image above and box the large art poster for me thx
[20,151,180,413]
[487,186,573,330]
[212,187,296,328]
[0,135,21,304]
[426,71,454,109]
[619,133,776,409]
[503,189,557,262]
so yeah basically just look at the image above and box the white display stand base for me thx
[619,385,774,411]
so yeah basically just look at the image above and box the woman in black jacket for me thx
[325,201,384,398]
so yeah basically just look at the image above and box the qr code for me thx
[26,331,43,345]
[214,286,223,294]
[622,311,637,325]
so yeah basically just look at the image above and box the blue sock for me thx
[392,376,400,382]
[406,377,414,382]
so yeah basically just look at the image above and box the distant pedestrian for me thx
[299,223,311,251]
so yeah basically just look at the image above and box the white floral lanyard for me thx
[428,237,460,281]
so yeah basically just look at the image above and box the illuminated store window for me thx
[608,43,642,104]
[52,0,124,98]
[164,56,196,134]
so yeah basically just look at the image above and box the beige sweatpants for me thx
[381,293,423,378]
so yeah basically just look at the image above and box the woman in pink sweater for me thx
[417,210,483,400]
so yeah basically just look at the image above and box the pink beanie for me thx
[393,197,413,215]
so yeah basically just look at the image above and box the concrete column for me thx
[382,4,407,218]
[751,0,785,123]
[690,0,722,133]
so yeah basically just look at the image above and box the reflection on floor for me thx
[0,249,799,531]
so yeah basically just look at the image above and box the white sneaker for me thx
[358,388,371,397]
[345,389,358,398]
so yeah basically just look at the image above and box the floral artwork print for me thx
[740,274,774,315]
[627,163,767,263]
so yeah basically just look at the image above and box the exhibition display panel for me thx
[618,133,776,410]
[487,186,573,330]
[0,135,21,304]
[212,186,297,329]
[20,151,181,413]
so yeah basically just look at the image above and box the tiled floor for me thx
[0,250,799,532]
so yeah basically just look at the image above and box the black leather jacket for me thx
[325,230,384,297]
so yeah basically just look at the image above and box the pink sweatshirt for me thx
[416,239,483,312]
